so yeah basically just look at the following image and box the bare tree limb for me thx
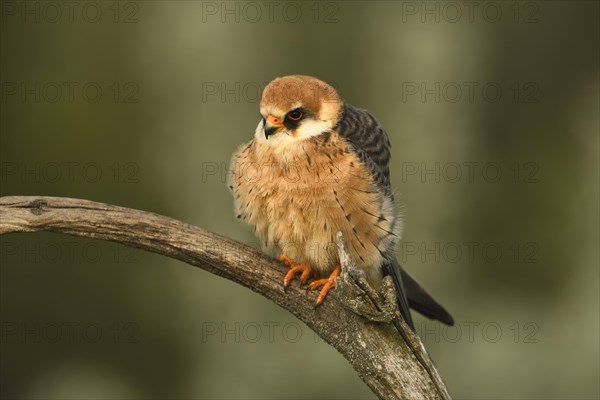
[0,195,451,400]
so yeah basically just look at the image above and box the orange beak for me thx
[264,115,284,139]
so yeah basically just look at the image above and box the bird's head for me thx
[255,75,344,146]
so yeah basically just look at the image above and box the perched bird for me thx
[229,75,453,328]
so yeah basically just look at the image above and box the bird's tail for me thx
[383,258,415,329]
[384,258,454,329]
[401,265,454,326]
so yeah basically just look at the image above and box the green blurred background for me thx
[1,1,598,399]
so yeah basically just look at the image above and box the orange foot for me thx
[308,264,341,305]
[279,254,319,287]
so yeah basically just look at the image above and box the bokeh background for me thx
[1,1,598,399]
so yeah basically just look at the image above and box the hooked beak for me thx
[264,115,284,139]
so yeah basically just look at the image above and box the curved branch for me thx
[0,195,450,400]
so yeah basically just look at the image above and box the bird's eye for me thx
[287,109,303,121]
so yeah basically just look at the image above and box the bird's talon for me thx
[300,268,319,284]
[307,264,341,305]
[279,255,339,305]
[280,254,316,288]
[278,254,293,267]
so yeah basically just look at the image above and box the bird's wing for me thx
[337,104,415,326]
[338,104,454,329]
[337,104,393,198]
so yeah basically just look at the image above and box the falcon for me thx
[229,75,453,328]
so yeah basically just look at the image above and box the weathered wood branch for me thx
[0,195,450,400]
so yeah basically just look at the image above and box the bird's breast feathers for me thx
[230,131,400,281]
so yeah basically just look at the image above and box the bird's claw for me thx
[279,254,340,305]
[279,254,318,287]
[307,264,341,305]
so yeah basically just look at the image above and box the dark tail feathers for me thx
[383,259,454,329]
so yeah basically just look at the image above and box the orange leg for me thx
[308,264,341,305]
[279,254,319,287]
